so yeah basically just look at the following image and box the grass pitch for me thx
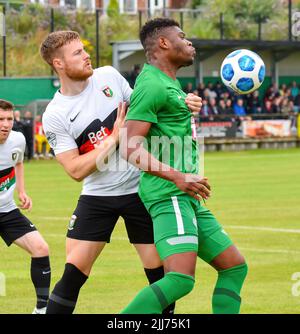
[0,148,300,314]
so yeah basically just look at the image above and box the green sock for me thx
[121,271,194,314]
[212,263,248,314]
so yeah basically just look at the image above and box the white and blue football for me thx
[220,49,265,94]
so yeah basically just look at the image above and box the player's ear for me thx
[158,36,169,50]
[53,57,63,71]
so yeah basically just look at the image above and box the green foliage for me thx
[0,1,294,76]
[107,0,120,18]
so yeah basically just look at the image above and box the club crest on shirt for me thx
[101,85,113,98]
[12,152,18,161]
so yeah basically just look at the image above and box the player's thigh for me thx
[0,209,44,254]
[148,195,199,261]
[195,204,233,264]
[67,195,119,243]
[66,238,106,276]
[133,244,162,269]
[14,230,49,257]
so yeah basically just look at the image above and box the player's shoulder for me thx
[42,98,66,125]
[93,66,121,78]
[9,130,25,146]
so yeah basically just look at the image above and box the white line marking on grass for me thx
[239,247,300,255]
[226,225,300,234]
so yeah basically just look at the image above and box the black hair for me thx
[139,17,180,49]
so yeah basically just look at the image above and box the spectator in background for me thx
[184,82,193,94]
[22,111,34,161]
[233,98,246,117]
[209,98,219,116]
[281,97,291,115]
[196,82,205,99]
[291,81,299,100]
[12,110,24,134]
[245,91,262,114]
[127,64,141,89]
[200,99,212,118]
[225,99,234,115]
[35,115,51,159]
[262,100,273,114]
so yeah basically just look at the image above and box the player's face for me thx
[59,39,93,81]
[0,109,13,144]
[166,27,195,67]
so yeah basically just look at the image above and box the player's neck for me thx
[149,60,177,80]
[59,77,89,96]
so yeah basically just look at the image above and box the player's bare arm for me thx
[15,161,32,211]
[121,120,210,201]
[56,102,127,182]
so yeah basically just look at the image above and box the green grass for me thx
[1,148,300,314]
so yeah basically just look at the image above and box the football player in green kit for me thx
[121,18,247,314]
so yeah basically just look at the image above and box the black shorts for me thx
[0,209,37,246]
[66,193,154,244]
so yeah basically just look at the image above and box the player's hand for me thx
[18,192,32,211]
[173,172,211,201]
[112,102,127,142]
[185,94,202,113]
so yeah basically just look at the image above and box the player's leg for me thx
[46,239,106,314]
[121,195,198,314]
[121,193,175,314]
[195,203,248,314]
[0,209,50,314]
[46,195,119,314]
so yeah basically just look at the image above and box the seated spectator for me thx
[200,99,213,117]
[281,98,291,115]
[217,99,227,115]
[196,83,205,99]
[262,100,273,113]
[270,96,282,114]
[184,82,194,94]
[225,99,234,115]
[209,98,219,115]
[233,98,246,117]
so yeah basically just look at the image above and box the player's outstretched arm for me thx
[56,102,127,182]
[121,120,210,201]
[15,162,32,211]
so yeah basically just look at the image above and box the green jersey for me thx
[126,63,199,203]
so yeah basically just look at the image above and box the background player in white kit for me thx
[41,31,202,314]
[0,99,51,314]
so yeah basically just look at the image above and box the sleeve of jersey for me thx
[16,133,26,163]
[126,81,166,124]
[42,112,78,155]
[117,69,132,103]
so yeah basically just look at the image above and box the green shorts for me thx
[144,194,233,262]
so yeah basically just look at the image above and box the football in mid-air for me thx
[220,49,265,94]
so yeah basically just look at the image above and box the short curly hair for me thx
[139,18,180,50]
[40,31,80,67]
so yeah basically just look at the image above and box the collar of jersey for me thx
[143,63,179,84]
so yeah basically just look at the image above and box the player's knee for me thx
[55,263,88,297]
[31,240,49,257]
[166,272,195,299]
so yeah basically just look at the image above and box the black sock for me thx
[31,256,51,309]
[144,266,176,314]
[46,263,88,314]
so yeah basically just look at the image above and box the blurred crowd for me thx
[184,81,300,119]
[12,111,53,160]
